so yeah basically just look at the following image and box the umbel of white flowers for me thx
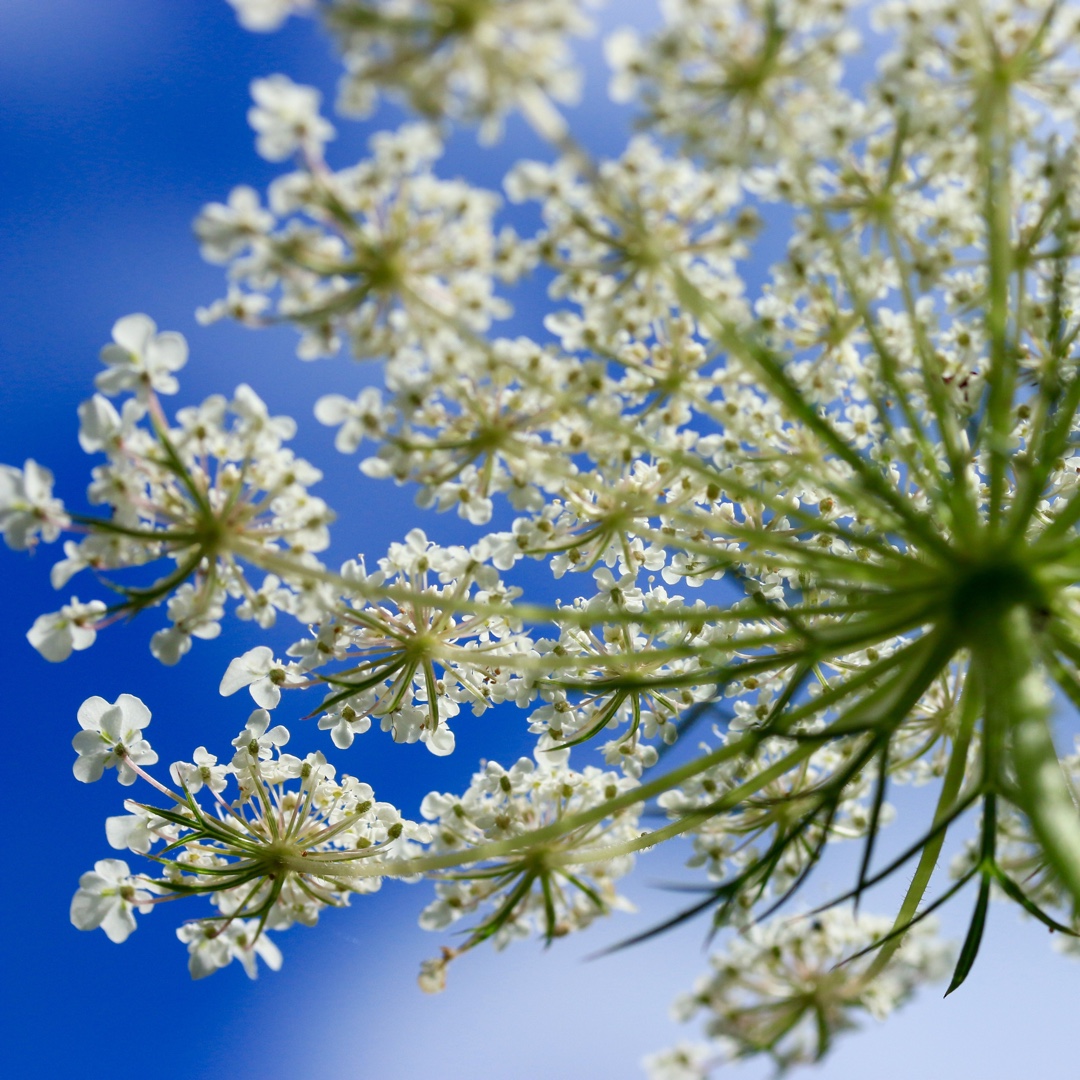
[7,0,1080,1074]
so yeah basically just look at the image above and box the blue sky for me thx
[1,2,1077,1077]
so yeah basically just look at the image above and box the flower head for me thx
[667,910,951,1069]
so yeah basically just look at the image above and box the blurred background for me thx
[0,2,1076,1076]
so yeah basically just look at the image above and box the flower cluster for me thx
[196,118,514,360]
[9,315,336,664]
[73,694,432,978]
[507,136,751,345]
[11,0,1080,1074]
[230,0,600,140]
[222,528,534,755]
[73,694,648,987]
[416,751,641,987]
[651,908,952,1074]
[607,0,862,167]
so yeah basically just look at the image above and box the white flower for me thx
[96,313,188,399]
[78,394,123,454]
[105,805,171,855]
[425,721,456,757]
[193,185,274,264]
[418,955,449,994]
[70,859,155,943]
[149,627,193,666]
[248,75,334,162]
[317,702,373,749]
[72,694,158,785]
[0,459,67,550]
[220,645,299,708]
[234,574,291,628]
[195,286,271,326]
[170,747,229,795]
[314,388,387,452]
[591,567,646,612]
[642,1043,712,1080]
[26,597,106,662]
[604,28,644,105]
[227,0,314,33]
[149,584,226,666]
[231,707,290,770]
[78,394,150,460]
[177,920,283,980]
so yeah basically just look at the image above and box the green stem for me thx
[985,608,1080,906]
[975,68,1015,535]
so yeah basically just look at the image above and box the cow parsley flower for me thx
[310,0,599,141]
[416,751,641,983]
[196,123,510,361]
[72,700,433,975]
[26,597,106,662]
[21,0,1080,1070]
[72,694,158,785]
[96,313,189,399]
[17,330,339,662]
[248,75,336,162]
[665,910,952,1070]
[0,460,68,551]
[70,859,158,943]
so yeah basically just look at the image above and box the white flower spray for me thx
[7,0,1080,1073]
